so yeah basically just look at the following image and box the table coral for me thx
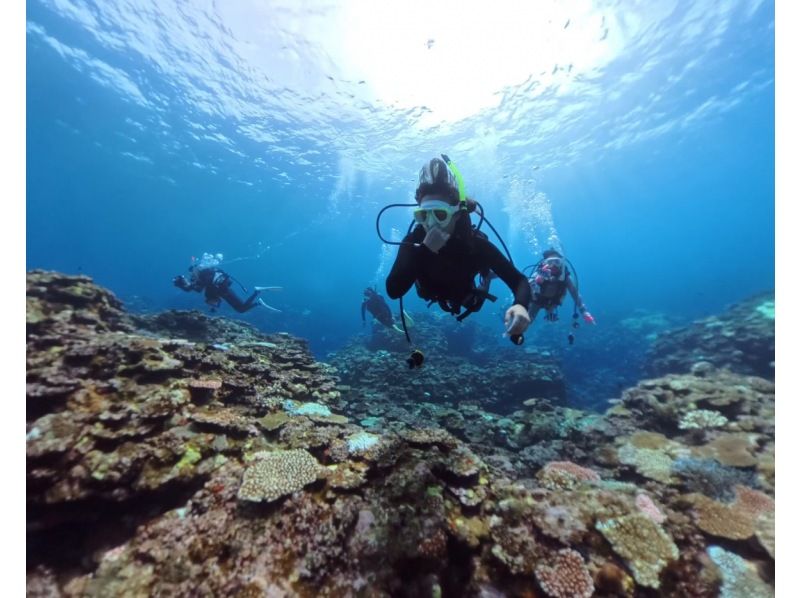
[536,461,600,491]
[688,494,755,540]
[237,449,320,502]
[595,513,679,589]
[697,433,759,468]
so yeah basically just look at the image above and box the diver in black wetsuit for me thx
[173,253,281,314]
[386,157,532,339]
[361,287,394,328]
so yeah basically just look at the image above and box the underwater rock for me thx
[646,291,774,379]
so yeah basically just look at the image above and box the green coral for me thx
[174,444,202,472]
[596,513,678,589]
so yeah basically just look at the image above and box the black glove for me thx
[173,275,186,288]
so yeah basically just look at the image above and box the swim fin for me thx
[254,286,283,292]
[257,298,282,312]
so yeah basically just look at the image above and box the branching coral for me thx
[672,457,757,500]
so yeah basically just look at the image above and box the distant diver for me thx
[383,156,532,357]
[524,249,595,344]
[173,252,282,314]
[361,286,394,328]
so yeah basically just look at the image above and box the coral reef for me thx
[646,291,774,379]
[26,271,775,597]
[330,334,567,414]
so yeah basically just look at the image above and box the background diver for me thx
[526,248,595,343]
[361,286,412,333]
[173,252,282,314]
[386,157,532,341]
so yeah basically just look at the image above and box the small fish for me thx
[426,38,435,49]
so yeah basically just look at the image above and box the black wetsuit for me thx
[362,291,394,327]
[386,225,531,317]
[174,267,260,313]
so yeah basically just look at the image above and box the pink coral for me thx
[535,548,594,598]
[635,493,666,524]
[733,485,774,517]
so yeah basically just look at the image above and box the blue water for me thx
[27,1,774,404]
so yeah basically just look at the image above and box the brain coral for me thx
[595,513,678,589]
[237,449,320,502]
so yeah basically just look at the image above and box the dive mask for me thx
[413,198,458,230]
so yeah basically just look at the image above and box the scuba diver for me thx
[173,252,282,314]
[385,157,532,353]
[361,287,394,328]
[525,249,595,344]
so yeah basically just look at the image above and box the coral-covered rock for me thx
[646,292,774,379]
[25,271,776,597]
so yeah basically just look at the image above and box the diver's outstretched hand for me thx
[504,304,531,337]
